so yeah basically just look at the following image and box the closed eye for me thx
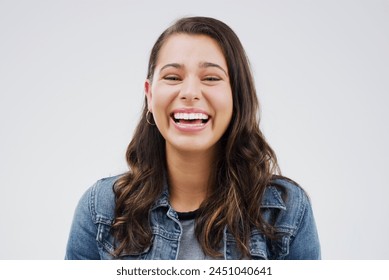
[204,76,221,81]
[164,75,181,81]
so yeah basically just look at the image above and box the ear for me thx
[144,79,153,112]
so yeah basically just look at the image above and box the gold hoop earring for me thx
[146,110,155,126]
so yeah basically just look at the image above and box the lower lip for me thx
[170,118,210,132]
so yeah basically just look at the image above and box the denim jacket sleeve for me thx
[65,176,118,260]
[287,190,320,259]
[65,186,101,260]
[266,179,321,260]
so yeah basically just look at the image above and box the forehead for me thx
[156,34,227,67]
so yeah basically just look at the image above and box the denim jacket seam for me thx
[91,179,117,225]
[89,183,97,223]
[289,187,308,241]
[89,181,116,257]
[89,184,107,253]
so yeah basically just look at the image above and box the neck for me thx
[166,145,216,212]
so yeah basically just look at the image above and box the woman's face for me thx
[145,34,233,155]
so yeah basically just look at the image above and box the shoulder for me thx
[261,177,311,235]
[260,177,321,259]
[66,175,121,259]
[80,175,121,223]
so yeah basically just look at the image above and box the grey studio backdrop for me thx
[0,0,388,259]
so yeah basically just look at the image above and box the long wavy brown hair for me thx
[112,16,281,258]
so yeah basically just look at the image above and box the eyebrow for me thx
[160,63,182,72]
[159,62,228,76]
[199,62,228,77]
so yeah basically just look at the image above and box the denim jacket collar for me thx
[151,187,170,210]
[261,185,287,210]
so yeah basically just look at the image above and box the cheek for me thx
[223,94,234,114]
[209,89,233,116]
[150,85,175,110]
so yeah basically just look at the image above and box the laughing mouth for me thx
[172,112,210,126]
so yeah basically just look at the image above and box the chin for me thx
[167,139,217,154]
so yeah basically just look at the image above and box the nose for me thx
[179,77,201,102]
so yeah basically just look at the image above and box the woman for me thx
[65,16,320,260]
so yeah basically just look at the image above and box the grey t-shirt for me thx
[176,211,215,260]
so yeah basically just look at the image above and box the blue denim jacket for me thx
[65,175,320,260]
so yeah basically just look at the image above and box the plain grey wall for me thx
[0,0,388,259]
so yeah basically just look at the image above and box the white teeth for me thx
[173,112,209,120]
